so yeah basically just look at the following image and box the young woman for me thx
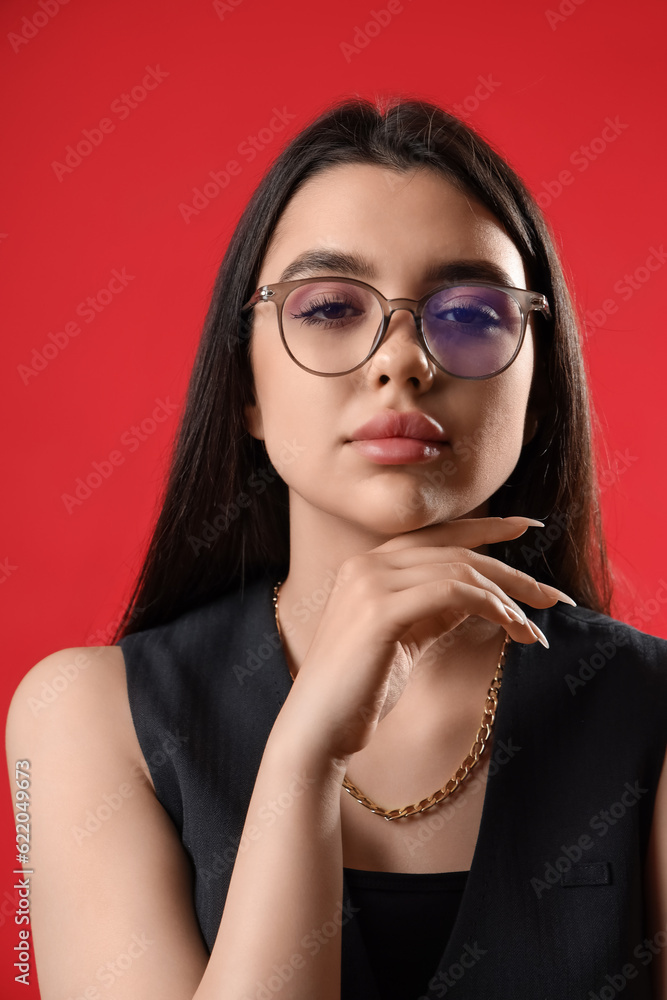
[6,97,667,1000]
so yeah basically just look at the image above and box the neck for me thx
[274,493,501,698]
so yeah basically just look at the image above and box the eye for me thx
[289,294,364,329]
[439,302,500,325]
[424,287,518,338]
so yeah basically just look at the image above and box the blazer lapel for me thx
[418,630,531,997]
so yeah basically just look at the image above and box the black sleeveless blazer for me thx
[117,571,667,999]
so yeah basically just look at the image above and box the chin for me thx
[360,509,445,537]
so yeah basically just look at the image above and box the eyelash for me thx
[290,294,361,327]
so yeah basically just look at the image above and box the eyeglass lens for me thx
[281,280,524,377]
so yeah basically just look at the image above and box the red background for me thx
[1,0,665,993]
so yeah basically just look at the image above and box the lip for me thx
[347,410,449,465]
[348,437,450,464]
[349,409,447,443]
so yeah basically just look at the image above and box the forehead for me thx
[260,163,527,288]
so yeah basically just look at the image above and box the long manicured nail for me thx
[527,620,549,649]
[538,583,577,607]
[503,605,527,624]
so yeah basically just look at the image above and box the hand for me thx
[272,516,574,764]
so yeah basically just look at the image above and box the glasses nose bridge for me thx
[374,297,432,369]
[386,296,419,315]
[383,297,421,333]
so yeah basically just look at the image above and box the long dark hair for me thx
[111,95,613,642]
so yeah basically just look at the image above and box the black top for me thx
[118,571,667,999]
[342,867,468,1000]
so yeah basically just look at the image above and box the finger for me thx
[375,516,544,555]
[382,546,575,609]
[385,561,537,636]
[382,578,542,647]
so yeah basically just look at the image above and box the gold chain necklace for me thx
[272,580,510,822]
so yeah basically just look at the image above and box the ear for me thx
[244,392,265,442]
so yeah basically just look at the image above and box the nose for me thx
[367,304,435,381]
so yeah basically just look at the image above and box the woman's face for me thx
[245,163,541,537]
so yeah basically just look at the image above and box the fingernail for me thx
[527,620,550,649]
[538,583,577,607]
[503,605,527,624]
[503,517,544,526]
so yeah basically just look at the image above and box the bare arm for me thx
[4,647,211,999]
[194,714,349,1000]
[5,645,350,1000]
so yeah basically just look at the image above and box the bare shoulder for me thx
[6,644,155,793]
[5,647,208,998]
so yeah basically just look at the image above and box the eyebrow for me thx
[277,248,519,288]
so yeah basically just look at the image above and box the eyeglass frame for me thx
[240,276,552,380]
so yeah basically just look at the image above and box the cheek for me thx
[484,332,535,434]
[250,339,335,480]
[248,314,301,427]
[476,388,529,466]
[484,364,533,433]
[448,349,534,481]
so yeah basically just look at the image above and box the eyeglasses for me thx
[241,276,552,380]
